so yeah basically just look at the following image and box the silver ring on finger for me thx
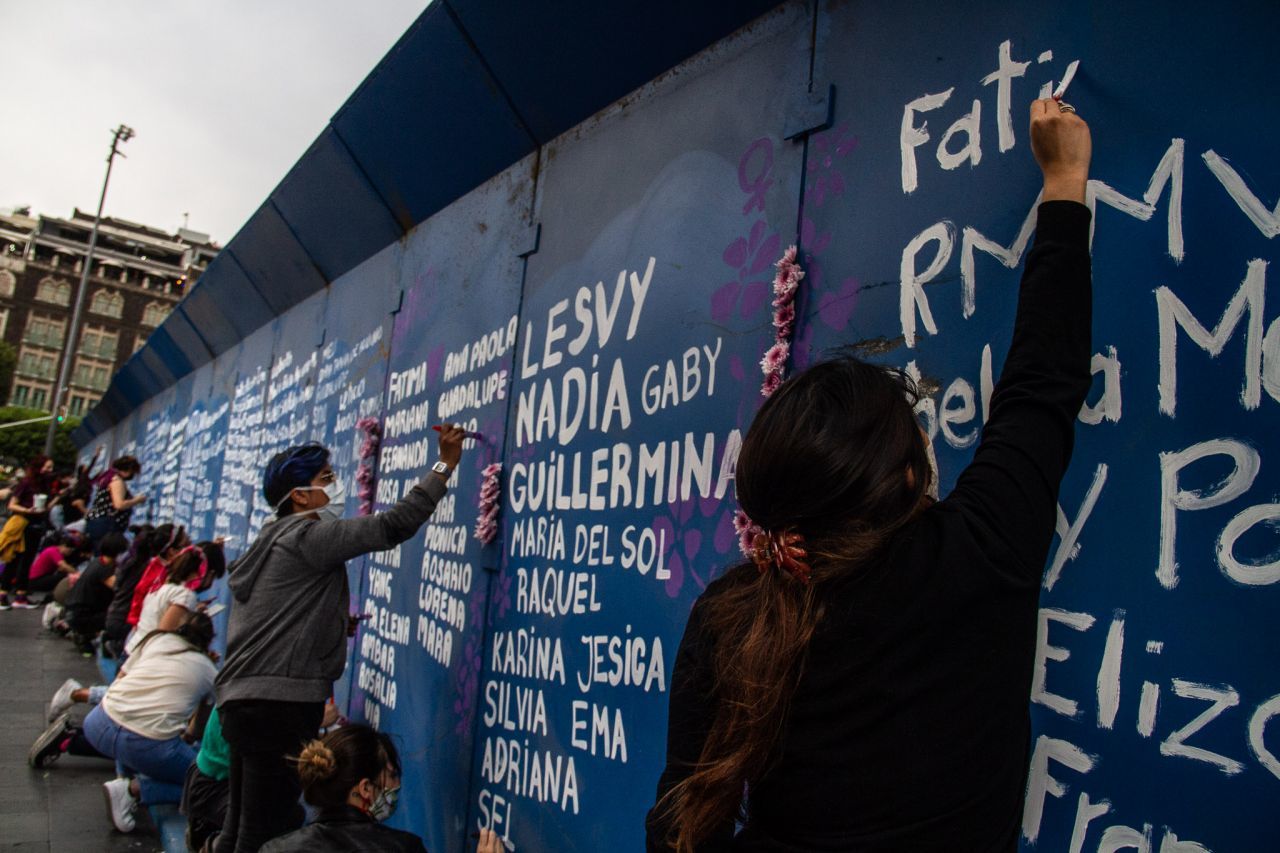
[1057,101,1076,114]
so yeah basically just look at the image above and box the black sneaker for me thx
[0,592,11,611]
[29,713,71,769]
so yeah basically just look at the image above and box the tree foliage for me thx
[0,341,16,403]
[0,406,82,473]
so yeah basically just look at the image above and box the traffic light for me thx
[55,405,67,424]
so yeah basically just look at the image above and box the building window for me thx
[68,393,96,417]
[17,347,59,381]
[89,289,124,318]
[71,357,113,393]
[36,277,72,306]
[22,314,66,349]
[11,381,52,410]
[141,301,167,327]
[78,325,118,360]
[132,334,147,354]
[0,270,15,298]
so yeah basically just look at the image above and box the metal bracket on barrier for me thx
[390,288,405,315]
[517,222,541,258]
[784,83,835,140]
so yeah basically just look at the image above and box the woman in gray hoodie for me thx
[213,425,465,853]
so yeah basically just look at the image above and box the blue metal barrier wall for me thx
[76,2,1279,850]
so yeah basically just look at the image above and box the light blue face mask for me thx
[369,784,400,821]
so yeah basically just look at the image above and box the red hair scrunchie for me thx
[750,528,812,584]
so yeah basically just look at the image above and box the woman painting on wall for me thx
[647,99,1094,851]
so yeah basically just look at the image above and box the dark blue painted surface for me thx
[212,325,276,558]
[346,155,534,853]
[310,242,403,719]
[178,257,274,352]
[77,1,1280,850]
[154,307,214,373]
[331,1,534,229]
[448,0,782,143]
[464,10,811,850]
[249,290,328,535]
[797,2,1280,849]
[270,129,405,282]
[172,360,227,541]
[225,202,328,316]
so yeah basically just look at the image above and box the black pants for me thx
[214,699,323,853]
[65,727,109,759]
[27,572,60,594]
[1,523,45,593]
[182,762,229,852]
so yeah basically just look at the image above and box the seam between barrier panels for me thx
[329,125,410,236]
[457,145,542,843]
[269,198,333,289]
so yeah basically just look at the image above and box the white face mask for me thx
[315,479,346,520]
[277,478,345,519]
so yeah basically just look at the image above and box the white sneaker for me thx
[102,777,137,833]
[41,601,63,630]
[47,678,81,723]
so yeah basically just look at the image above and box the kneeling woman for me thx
[260,724,501,853]
[34,612,217,832]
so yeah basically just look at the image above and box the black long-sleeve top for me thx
[647,201,1093,852]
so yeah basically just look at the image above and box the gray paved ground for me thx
[0,607,162,852]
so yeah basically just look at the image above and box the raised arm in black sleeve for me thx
[944,199,1093,582]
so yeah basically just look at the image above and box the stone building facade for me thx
[0,208,218,416]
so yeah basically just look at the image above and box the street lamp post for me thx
[44,124,134,456]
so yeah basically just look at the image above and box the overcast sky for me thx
[0,0,428,245]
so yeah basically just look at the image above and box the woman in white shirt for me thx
[125,546,207,657]
[57,612,216,833]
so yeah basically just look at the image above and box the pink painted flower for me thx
[761,370,783,397]
[732,509,753,533]
[775,245,798,268]
[760,341,790,374]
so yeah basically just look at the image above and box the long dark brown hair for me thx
[659,354,933,851]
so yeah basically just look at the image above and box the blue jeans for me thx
[83,704,196,805]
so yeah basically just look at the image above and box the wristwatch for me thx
[431,461,452,477]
